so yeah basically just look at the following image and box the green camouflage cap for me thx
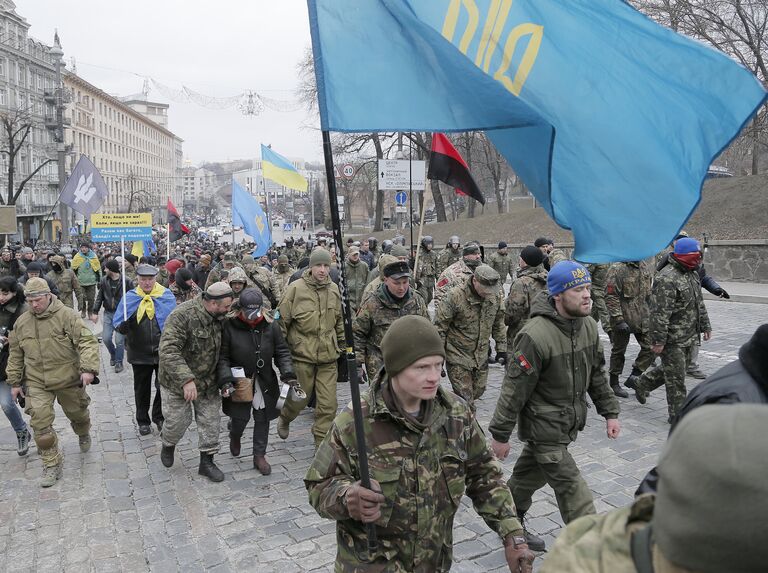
[474,264,502,292]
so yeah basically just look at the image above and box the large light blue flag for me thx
[308,0,766,262]
[232,180,271,257]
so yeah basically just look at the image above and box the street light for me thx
[48,33,69,243]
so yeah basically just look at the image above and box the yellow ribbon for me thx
[136,283,166,323]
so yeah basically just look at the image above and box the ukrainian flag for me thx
[261,144,308,192]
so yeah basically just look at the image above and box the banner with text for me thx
[91,213,153,241]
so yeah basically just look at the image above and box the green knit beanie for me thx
[381,315,445,376]
[654,404,768,573]
[309,247,332,267]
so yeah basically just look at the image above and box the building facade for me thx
[63,74,183,221]
[0,0,60,241]
[182,166,218,213]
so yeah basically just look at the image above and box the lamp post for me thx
[49,33,68,244]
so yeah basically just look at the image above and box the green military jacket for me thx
[489,292,619,445]
[505,265,548,343]
[649,258,711,347]
[156,267,170,288]
[277,269,344,365]
[435,280,506,369]
[434,259,474,313]
[345,258,370,314]
[605,261,653,333]
[305,372,523,572]
[46,268,78,298]
[353,284,428,376]
[415,247,438,283]
[158,297,223,397]
[541,496,657,573]
[436,247,461,276]
[488,251,514,282]
[272,264,295,302]
[7,297,100,390]
[283,246,304,267]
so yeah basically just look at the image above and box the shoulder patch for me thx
[606,284,615,295]
[514,351,533,373]
[436,277,449,288]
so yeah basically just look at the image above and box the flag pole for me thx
[412,184,428,279]
[121,236,127,321]
[321,129,377,551]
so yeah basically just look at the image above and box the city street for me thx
[0,298,763,573]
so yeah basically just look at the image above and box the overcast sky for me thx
[17,0,321,165]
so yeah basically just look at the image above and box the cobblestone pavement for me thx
[0,299,763,572]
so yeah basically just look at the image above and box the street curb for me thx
[703,292,768,305]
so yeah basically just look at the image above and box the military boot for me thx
[16,428,30,456]
[161,445,175,468]
[518,511,546,552]
[198,453,224,482]
[686,366,706,380]
[624,368,643,386]
[624,377,647,404]
[78,434,91,453]
[40,464,62,488]
[277,417,290,440]
[610,374,628,398]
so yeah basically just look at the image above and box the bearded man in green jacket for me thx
[489,261,621,552]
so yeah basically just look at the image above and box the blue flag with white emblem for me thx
[232,180,271,257]
[308,0,767,262]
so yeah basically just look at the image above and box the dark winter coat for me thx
[217,316,295,421]
[93,276,134,314]
[636,323,768,495]
[116,309,162,365]
[0,298,27,380]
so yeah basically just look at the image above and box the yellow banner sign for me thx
[91,213,152,227]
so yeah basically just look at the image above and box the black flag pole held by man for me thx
[320,130,378,551]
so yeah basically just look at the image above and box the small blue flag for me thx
[308,0,767,262]
[232,180,271,257]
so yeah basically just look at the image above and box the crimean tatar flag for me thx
[261,144,308,192]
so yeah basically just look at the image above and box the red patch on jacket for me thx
[606,284,615,294]
[437,278,449,288]
[515,352,533,372]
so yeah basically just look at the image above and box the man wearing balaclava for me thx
[626,238,712,422]
[46,255,79,309]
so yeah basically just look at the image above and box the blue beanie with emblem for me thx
[674,237,700,255]
[547,261,591,295]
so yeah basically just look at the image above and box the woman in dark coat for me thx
[218,288,295,475]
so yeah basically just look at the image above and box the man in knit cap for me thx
[276,247,344,447]
[434,240,483,313]
[306,315,535,572]
[541,404,768,573]
[505,245,548,346]
[489,261,620,551]
[488,241,514,283]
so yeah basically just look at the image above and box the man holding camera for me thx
[7,278,100,487]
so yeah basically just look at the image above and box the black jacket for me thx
[93,276,134,314]
[0,298,27,379]
[637,323,768,495]
[194,266,210,290]
[217,316,295,421]
[116,312,162,365]
[656,251,723,296]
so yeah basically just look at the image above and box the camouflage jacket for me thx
[505,265,548,344]
[605,261,653,333]
[305,372,523,572]
[585,263,611,293]
[353,284,428,376]
[541,495,655,573]
[272,264,295,302]
[156,267,170,288]
[344,259,370,314]
[436,247,461,276]
[6,297,100,391]
[244,263,280,307]
[488,252,514,282]
[649,257,711,347]
[277,269,344,364]
[45,267,79,296]
[205,262,241,289]
[548,248,568,268]
[414,247,438,283]
[282,246,304,267]
[489,292,619,445]
[169,281,202,304]
[158,297,223,397]
[434,259,474,313]
[435,280,506,369]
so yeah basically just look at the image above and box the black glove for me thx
[713,287,730,299]
[614,321,631,334]
[495,352,508,366]
[337,354,349,382]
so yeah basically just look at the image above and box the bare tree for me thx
[476,133,509,214]
[0,107,54,206]
[296,46,319,117]
[631,0,768,173]
[125,171,152,213]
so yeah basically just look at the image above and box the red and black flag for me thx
[167,199,190,242]
[428,133,485,205]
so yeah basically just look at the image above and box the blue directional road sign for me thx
[283,223,292,232]
[395,191,407,205]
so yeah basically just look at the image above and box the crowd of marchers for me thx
[1,229,766,573]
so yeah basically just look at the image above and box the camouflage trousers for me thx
[445,363,488,412]
[417,280,435,305]
[280,360,338,446]
[76,284,97,314]
[25,383,91,467]
[59,291,75,309]
[635,343,694,420]
[160,387,221,454]
[590,290,612,338]
[509,442,595,524]
[609,330,655,376]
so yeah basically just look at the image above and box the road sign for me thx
[283,223,292,232]
[378,159,426,191]
[69,226,78,235]
[90,213,152,241]
[395,206,407,214]
[342,164,355,179]
[395,191,407,205]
